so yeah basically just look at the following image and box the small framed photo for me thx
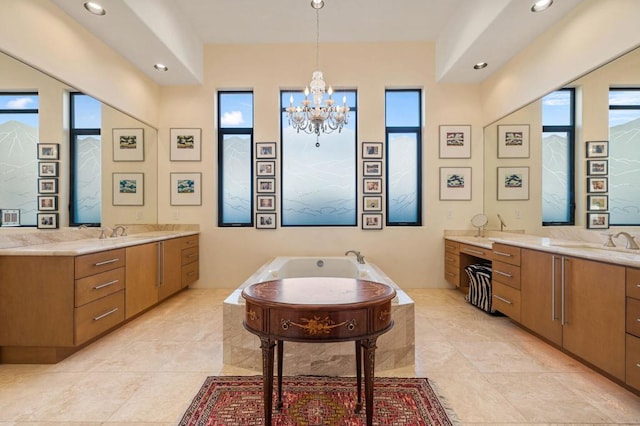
[257,178,275,193]
[256,212,277,229]
[587,159,608,176]
[170,172,202,206]
[586,212,609,229]
[37,143,59,160]
[363,161,382,177]
[497,167,529,200]
[256,142,277,159]
[362,213,383,230]
[362,142,383,159]
[363,196,382,212]
[363,178,382,194]
[257,195,276,211]
[587,195,608,211]
[170,128,201,161]
[440,167,472,201]
[587,177,608,193]
[1,209,20,227]
[113,128,144,161]
[37,212,58,229]
[38,178,58,194]
[586,140,608,158]
[113,173,144,206]
[256,161,275,176]
[38,162,59,177]
[498,125,530,158]
[38,195,58,211]
[439,125,471,158]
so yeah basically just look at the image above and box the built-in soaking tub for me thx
[223,256,415,376]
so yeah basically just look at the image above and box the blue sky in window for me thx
[542,91,571,126]
[386,91,420,127]
[73,94,101,129]
[220,93,253,128]
[609,90,640,127]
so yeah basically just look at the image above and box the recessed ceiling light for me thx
[83,2,106,16]
[473,62,488,70]
[531,0,553,12]
[311,0,324,9]
[154,63,169,72]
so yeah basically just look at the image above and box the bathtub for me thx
[223,256,415,375]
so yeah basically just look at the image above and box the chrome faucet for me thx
[110,225,128,238]
[497,214,507,232]
[613,232,639,250]
[345,250,365,264]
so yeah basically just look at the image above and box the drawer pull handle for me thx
[445,245,456,250]
[445,271,455,277]
[187,254,197,258]
[637,317,640,323]
[637,284,640,288]
[187,240,197,245]
[93,307,118,321]
[494,270,513,278]
[494,295,513,305]
[637,362,640,369]
[462,248,484,256]
[188,271,197,277]
[93,280,119,290]
[94,258,119,266]
[493,250,512,257]
[447,258,455,262]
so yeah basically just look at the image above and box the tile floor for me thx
[0,288,639,425]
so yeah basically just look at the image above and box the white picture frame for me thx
[497,166,529,200]
[170,128,201,161]
[439,167,472,201]
[113,128,144,162]
[113,172,144,205]
[170,172,202,206]
[439,125,471,158]
[498,125,530,158]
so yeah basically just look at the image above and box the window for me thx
[280,90,357,226]
[541,89,575,225]
[218,91,253,227]
[609,88,640,225]
[385,89,422,226]
[70,92,101,226]
[0,92,39,226]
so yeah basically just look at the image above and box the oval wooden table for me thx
[242,277,396,426]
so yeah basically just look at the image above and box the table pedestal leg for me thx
[355,340,363,413]
[260,337,276,426]
[362,337,378,426]
[277,340,284,410]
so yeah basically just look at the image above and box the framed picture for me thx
[113,128,144,161]
[37,212,58,229]
[112,172,144,205]
[37,143,59,160]
[587,195,608,211]
[498,125,530,158]
[256,212,277,229]
[586,212,609,229]
[363,178,382,194]
[170,172,202,206]
[439,167,472,200]
[439,125,471,158]
[38,161,58,177]
[362,213,383,230]
[497,166,529,200]
[257,195,276,211]
[256,160,275,176]
[257,178,275,193]
[586,140,608,158]
[170,128,201,161]
[256,142,277,159]
[0,209,20,227]
[363,161,382,177]
[38,178,58,194]
[38,195,58,211]
[587,176,608,193]
[587,159,608,176]
[363,196,382,212]
[362,142,383,159]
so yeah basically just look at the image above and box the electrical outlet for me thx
[172,211,180,221]
[515,209,521,220]
[135,211,142,221]
[447,210,453,219]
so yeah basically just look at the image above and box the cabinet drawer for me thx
[444,240,460,255]
[492,243,521,266]
[492,281,521,322]
[74,290,125,345]
[627,267,640,299]
[180,235,199,250]
[627,297,640,338]
[271,308,368,340]
[181,246,199,265]
[75,267,125,307]
[444,264,460,287]
[492,261,521,290]
[460,243,492,261]
[444,252,460,268]
[626,333,640,391]
[182,261,199,287]
[75,249,125,279]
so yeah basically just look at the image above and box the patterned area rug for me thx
[178,376,456,425]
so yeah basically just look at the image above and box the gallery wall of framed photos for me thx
[36,143,60,229]
[585,140,610,229]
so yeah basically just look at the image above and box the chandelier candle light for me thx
[287,0,350,138]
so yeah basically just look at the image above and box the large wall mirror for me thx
[0,50,158,228]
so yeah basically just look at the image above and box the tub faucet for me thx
[613,232,639,250]
[110,225,128,238]
[345,250,365,264]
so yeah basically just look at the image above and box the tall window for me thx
[280,90,357,226]
[541,89,575,225]
[70,92,101,226]
[218,91,253,227]
[609,88,640,225]
[0,92,38,226]
[385,89,422,226]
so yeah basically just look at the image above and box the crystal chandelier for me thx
[286,0,350,137]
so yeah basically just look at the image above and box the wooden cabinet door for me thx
[125,243,159,319]
[158,238,182,301]
[521,248,562,346]
[563,257,625,380]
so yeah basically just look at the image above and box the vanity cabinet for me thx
[443,238,492,289]
[444,240,460,287]
[626,267,640,390]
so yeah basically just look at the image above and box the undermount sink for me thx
[549,241,638,254]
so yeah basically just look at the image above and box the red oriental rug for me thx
[178,376,457,425]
